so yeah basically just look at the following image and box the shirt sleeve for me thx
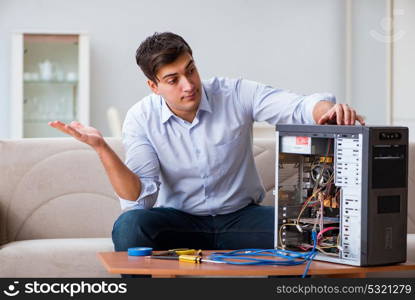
[235,78,336,125]
[118,107,161,211]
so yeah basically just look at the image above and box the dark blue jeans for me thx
[112,203,274,251]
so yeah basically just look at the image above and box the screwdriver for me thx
[149,254,224,264]
[152,249,202,256]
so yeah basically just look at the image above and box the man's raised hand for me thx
[48,120,105,150]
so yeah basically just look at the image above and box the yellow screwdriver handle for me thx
[178,255,202,263]
[175,249,197,255]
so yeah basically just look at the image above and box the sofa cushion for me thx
[0,138,277,243]
[252,138,276,206]
[0,238,117,277]
[0,138,124,244]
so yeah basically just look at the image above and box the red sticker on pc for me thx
[296,136,309,145]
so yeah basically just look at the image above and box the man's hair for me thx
[135,32,193,83]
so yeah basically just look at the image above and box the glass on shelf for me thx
[23,96,75,123]
[23,71,78,84]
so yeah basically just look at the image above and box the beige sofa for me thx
[0,138,413,277]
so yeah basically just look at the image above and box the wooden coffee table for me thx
[97,251,415,278]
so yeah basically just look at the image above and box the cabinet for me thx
[11,32,89,138]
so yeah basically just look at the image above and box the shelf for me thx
[24,80,78,85]
[11,32,89,138]
[24,118,74,124]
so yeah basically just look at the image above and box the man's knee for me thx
[111,209,158,251]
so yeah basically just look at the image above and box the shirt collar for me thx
[160,85,211,124]
[198,86,212,114]
[160,96,174,124]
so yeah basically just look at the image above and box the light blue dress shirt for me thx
[119,77,335,215]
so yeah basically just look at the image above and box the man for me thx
[49,32,364,252]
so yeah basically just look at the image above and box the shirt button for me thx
[195,149,200,154]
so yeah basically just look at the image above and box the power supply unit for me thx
[274,125,408,266]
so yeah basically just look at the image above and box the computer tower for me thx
[274,125,408,266]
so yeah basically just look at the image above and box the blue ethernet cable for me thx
[208,230,318,278]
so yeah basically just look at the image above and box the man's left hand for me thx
[315,101,365,125]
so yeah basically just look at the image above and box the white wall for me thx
[0,0,346,138]
[393,0,415,140]
[0,0,395,138]
[349,0,389,125]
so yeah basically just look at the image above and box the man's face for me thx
[148,52,202,120]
